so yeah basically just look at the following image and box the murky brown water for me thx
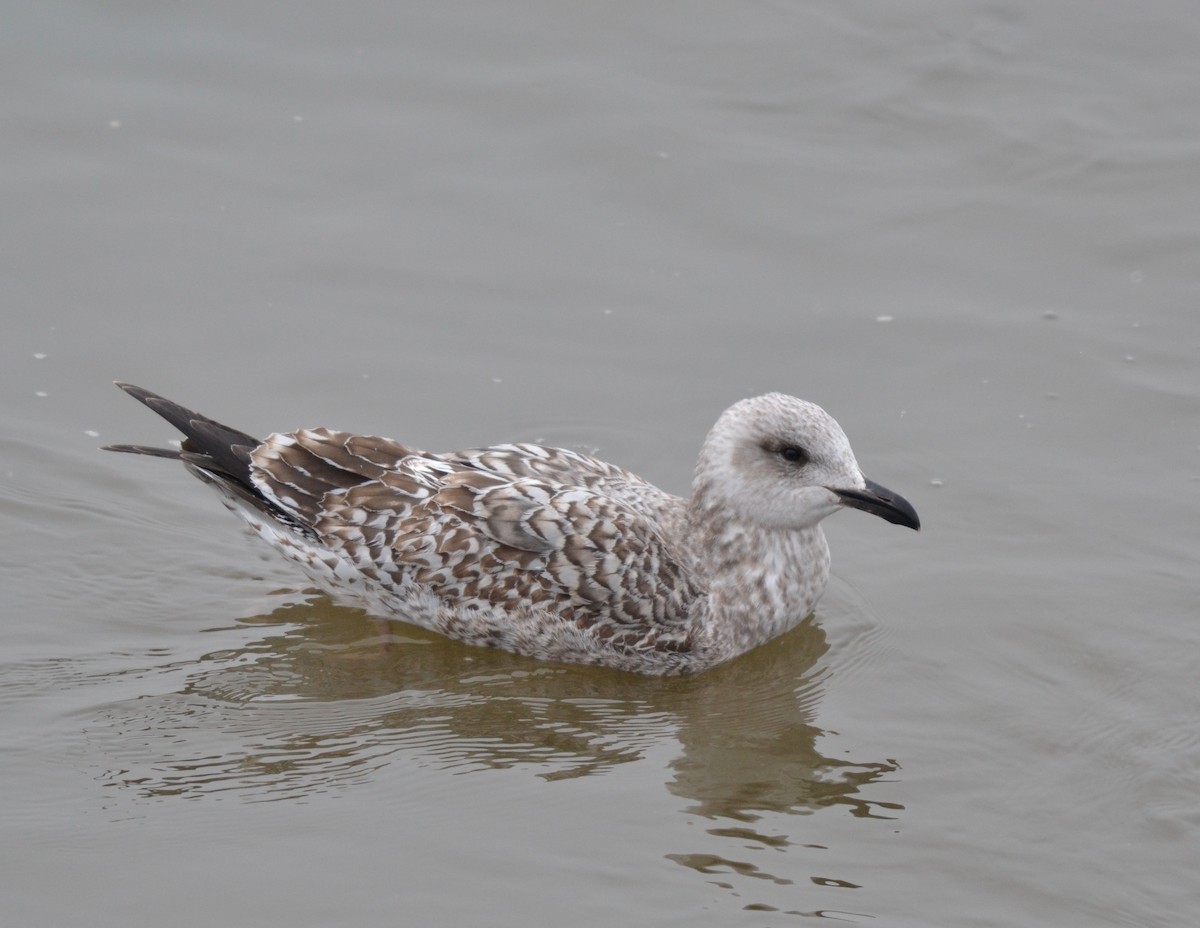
[4,2,1198,925]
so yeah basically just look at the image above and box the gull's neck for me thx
[685,493,831,656]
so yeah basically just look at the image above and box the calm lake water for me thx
[4,2,1198,925]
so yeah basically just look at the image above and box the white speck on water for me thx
[35,391,48,398]
[84,429,100,438]
[109,120,121,129]
[1124,355,1135,363]
[930,478,944,487]
[876,314,894,323]
[492,377,503,384]
[33,352,47,360]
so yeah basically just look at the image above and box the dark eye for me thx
[779,445,808,464]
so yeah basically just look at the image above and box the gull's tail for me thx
[103,382,263,505]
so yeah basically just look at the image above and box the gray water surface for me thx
[4,2,1198,925]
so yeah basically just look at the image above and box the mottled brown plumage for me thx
[105,384,919,674]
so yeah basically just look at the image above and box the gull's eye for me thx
[779,445,809,465]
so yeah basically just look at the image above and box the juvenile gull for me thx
[104,384,919,675]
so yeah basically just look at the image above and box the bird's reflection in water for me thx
[656,618,901,913]
[93,592,900,910]
[96,592,899,801]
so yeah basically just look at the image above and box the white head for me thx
[691,393,919,532]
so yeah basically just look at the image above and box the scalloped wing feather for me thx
[248,429,702,645]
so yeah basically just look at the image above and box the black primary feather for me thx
[102,382,260,498]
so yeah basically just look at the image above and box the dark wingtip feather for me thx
[107,382,262,489]
[107,383,317,536]
[102,443,183,459]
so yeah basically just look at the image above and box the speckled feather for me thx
[105,384,919,675]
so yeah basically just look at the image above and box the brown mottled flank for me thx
[104,384,919,675]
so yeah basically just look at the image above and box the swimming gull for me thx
[104,384,919,675]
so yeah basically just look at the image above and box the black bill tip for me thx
[834,477,920,530]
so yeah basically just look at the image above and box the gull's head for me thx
[692,393,920,532]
